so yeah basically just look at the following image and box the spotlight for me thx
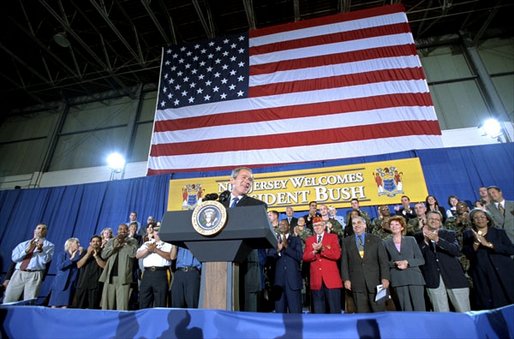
[479,118,502,139]
[106,152,126,173]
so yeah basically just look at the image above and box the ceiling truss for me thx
[0,0,512,117]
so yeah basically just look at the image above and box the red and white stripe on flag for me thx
[147,4,442,175]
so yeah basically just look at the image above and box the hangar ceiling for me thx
[0,0,512,117]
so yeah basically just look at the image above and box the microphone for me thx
[203,193,219,201]
[203,190,230,203]
[218,190,230,204]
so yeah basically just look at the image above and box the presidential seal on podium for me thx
[191,200,227,236]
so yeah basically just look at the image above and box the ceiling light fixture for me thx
[53,32,71,48]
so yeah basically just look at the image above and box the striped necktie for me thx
[498,203,505,216]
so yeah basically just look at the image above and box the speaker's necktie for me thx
[230,197,239,208]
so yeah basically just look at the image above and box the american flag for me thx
[147,4,442,175]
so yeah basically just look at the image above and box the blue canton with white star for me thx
[158,33,249,109]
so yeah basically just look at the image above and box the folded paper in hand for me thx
[375,284,389,303]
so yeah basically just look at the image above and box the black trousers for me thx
[139,269,169,308]
[171,268,200,308]
[74,286,102,309]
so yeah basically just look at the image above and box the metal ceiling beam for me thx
[156,0,177,44]
[472,1,500,45]
[141,0,170,44]
[99,34,113,71]
[242,0,256,30]
[192,0,215,39]
[16,0,79,91]
[89,0,142,64]
[39,0,134,96]
[0,42,50,84]
[157,0,178,44]
[133,25,145,67]
[41,57,55,85]
[205,1,216,38]
[70,0,117,68]
[293,0,300,22]
[114,0,139,28]
[415,0,434,37]
[15,63,160,96]
[338,0,351,13]
[39,0,109,70]
[167,15,178,45]
[411,6,502,36]
[8,17,80,79]
[39,102,70,174]
[113,0,150,65]
[0,73,46,105]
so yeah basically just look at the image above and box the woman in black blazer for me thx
[463,209,514,310]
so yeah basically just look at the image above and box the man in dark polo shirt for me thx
[75,235,105,309]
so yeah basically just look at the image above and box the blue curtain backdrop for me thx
[0,174,171,297]
[0,143,512,297]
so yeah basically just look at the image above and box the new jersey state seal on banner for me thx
[191,200,227,236]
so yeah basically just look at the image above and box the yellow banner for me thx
[168,158,428,212]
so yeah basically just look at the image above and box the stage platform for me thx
[1,304,513,338]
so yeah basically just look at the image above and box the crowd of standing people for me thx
[1,213,202,311]
[2,166,513,315]
[262,185,513,314]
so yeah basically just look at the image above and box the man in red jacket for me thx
[303,217,342,313]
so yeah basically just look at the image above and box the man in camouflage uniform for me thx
[345,199,371,228]
[407,202,427,236]
[444,201,472,280]
[293,217,312,248]
[371,205,393,240]
[319,204,344,238]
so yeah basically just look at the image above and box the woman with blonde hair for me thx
[100,227,113,248]
[48,237,83,308]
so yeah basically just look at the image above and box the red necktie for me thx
[20,246,35,271]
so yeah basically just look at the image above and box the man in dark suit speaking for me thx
[221,167,268,312]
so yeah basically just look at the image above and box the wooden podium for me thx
[159,204,276,310]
